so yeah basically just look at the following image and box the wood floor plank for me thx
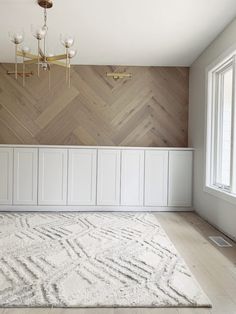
[50,309,114,314]
[208,295,236,314]
[114,309,178,314]
[177,309,211,314]
[155,213,236,313]
[2,309,51,314]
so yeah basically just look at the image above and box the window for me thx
[206,55,236,201]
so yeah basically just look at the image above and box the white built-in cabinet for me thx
[0,146,193,210]
[144,150,168,206]
[68,149,97,205]
[0,148,13,205]
[97,149,121,205]
[38,149,67,205]
[13,148,38,205]
[121,150,144,206]
[168,151,193,207]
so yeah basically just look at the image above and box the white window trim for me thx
[204,49,236,206]
[204,185,236,206]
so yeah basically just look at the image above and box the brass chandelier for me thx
[8,0,77,87]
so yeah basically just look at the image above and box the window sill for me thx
[204,185,236,206]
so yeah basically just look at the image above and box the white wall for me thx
[189,19,236,241]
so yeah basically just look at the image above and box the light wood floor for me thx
[1,212,236,314]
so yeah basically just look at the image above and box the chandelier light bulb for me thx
[60,34,74,48]
[31,25,47,40]
[68,49,77,59]
[21,46,31,54]
[9,31,24,45]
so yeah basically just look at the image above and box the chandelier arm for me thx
[37,40,40,77]
[43,8,47,60]
[46,54,67,61]
[24,59,40,65]
[49,60,69,67]
[15,44,18,80]
[23,55,25,87]
[39,47,45,58]
[68,59,71,88]
[16,51,38,60]
[48,67,51,89]
[66,48,68,78]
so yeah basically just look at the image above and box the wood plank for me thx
[50,309,114,314]
[156,213,236,314]
[2,309,51,314]
[114,309,178,314]
[36,86,79,128]
[177,309,211,314]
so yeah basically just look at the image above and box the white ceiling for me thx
[0,0,236,66]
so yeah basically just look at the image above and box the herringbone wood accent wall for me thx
[0,64,189,146]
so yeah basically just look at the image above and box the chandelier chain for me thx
[44,8,47,28]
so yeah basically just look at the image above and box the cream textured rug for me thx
[0,212,211,308]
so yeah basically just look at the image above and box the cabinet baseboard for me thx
[0,205,194,212]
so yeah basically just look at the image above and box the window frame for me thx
[205,53,236,205]
[214,60,233,190]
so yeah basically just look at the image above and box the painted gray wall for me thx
[189,19,236,241]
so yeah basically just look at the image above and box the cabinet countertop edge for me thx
[0,145,194,151]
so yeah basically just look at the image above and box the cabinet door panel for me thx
[97,149,120,205]
[168,151,193,207]
[145,151,168,206]
[121,150,144,206]
[13,148,38,205]
[68,149,97,205]
[0,148,13,205]
[38,149,67,205]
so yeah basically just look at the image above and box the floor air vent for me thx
[209,236,232,247]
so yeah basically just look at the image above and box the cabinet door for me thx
[38,149,67,205]
[68,149,97,205]
[97,149,121,205]
[121,150,144,206]
[0,148,13,205]
[13,148,38,205]
[168,151,193,207]
[145,150,168,206]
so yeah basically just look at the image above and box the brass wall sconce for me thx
[106,72,132,81]
[7,71,33,78]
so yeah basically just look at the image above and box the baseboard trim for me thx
[194,210,236,243]
[0,205,194,212]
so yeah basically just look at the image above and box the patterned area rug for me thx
[0,212,211,308]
